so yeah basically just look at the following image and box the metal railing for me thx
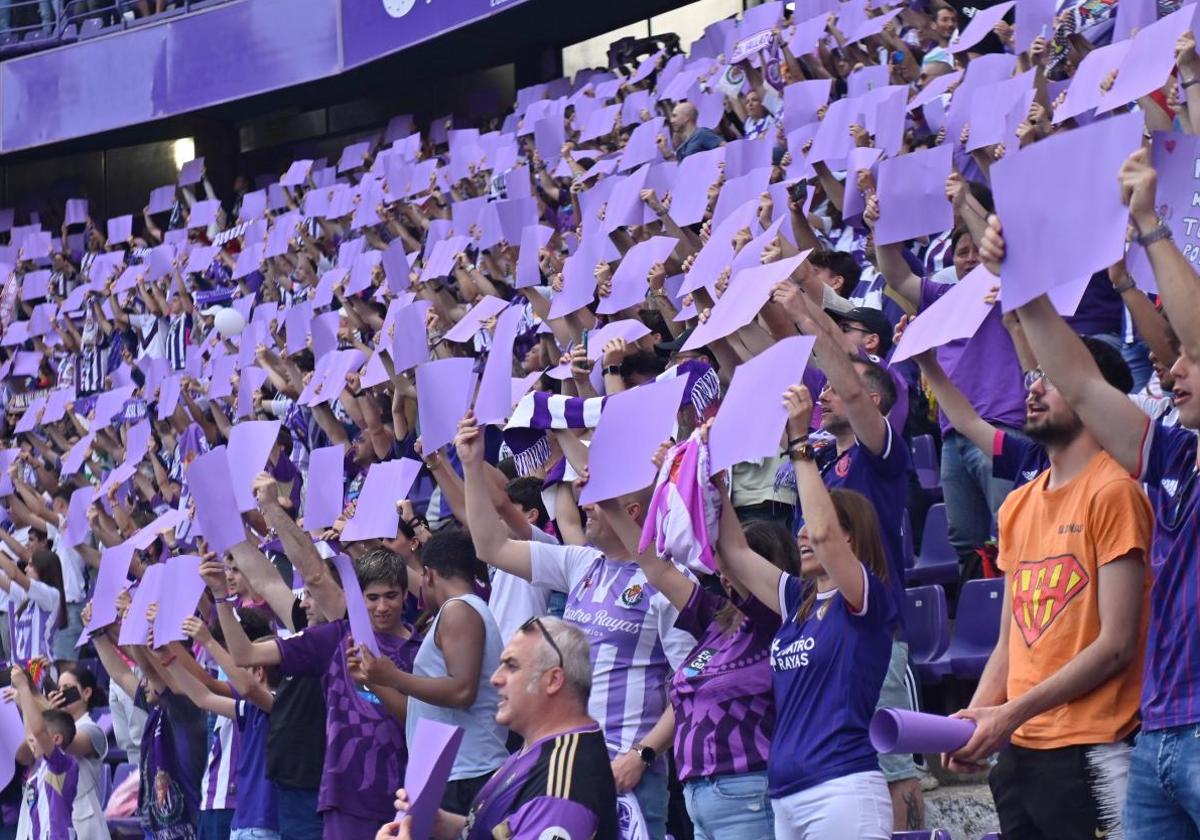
[0,0,234,55]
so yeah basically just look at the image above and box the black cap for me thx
[835,306,893,356]
[654,327,694,355]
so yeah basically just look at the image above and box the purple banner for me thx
[340,0,533,69]
[0,0,530,152]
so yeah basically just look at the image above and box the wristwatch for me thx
[602,365,622,376]
[630,743,656,766]
[1135,223,1173,248]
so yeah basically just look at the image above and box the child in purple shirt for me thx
[163,611,281,840]
[10,664,78,840]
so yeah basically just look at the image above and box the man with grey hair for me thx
[379,617,619,840]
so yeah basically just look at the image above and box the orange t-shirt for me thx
[996,449,1152,749]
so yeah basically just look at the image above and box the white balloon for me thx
[212,308,245,338]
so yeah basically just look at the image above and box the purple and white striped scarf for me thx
[503,359,721,476]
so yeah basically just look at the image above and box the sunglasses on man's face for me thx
[520,616,564,668]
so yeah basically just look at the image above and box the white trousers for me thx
[772,770,893,840]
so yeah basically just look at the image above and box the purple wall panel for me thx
[0,0,528,153]
[161,0,340,116]
[340,0,532,69]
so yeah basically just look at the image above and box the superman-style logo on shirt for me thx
[1011,554,1089,646]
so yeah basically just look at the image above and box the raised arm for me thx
[712,472,785,614]
[864,194,922,307]
[981,217,1149,474]
[254,475,345,622]
[910,340,998,454]
[784,386,865,609]
[229,533,297,631]
[1121,150,1200,364]
[457,413,533,580]
[599,492,696,613]
[11,666,53,758]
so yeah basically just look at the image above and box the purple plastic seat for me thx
[912,434,940,490]
[906,504,959,586]
[948,577,1006,679]
[77,17,106,39]
[110,762,135,794]
[893,831,953,840]
[903,585,951,682]
[979,834,1003,840]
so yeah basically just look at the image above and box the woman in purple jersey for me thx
[633,441,793,840]
[717,386,898,840]
[0,549,67,664]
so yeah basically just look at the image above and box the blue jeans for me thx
[52,601,84,661]
[1123,338,1155,395]
[683,771,775,840]
[634,768,668,840]
[1125,725,1200,839]
[940,430,1013,564]
[0,0,55,33]
[276,785,322,840]
[230,831,281,840]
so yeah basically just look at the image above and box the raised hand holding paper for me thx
[332,552,381,657]
[396,720,465,840]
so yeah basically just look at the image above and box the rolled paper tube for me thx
[869,708,977,754]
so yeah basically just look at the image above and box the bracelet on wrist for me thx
[1112,278,1137,294]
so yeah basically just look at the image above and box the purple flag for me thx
[475,306,524,425]
[579,375,691,505]
[303,445,345,531]
[341,459,422,543]
[993,111,1142,311]
[153,555,205,645]
[398,720,465,839]
[332,552,381,657]
[186,446,245,554]
[874,144,954,246]
[416,358,477,453]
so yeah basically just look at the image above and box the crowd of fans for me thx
[0,0,1193,837]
